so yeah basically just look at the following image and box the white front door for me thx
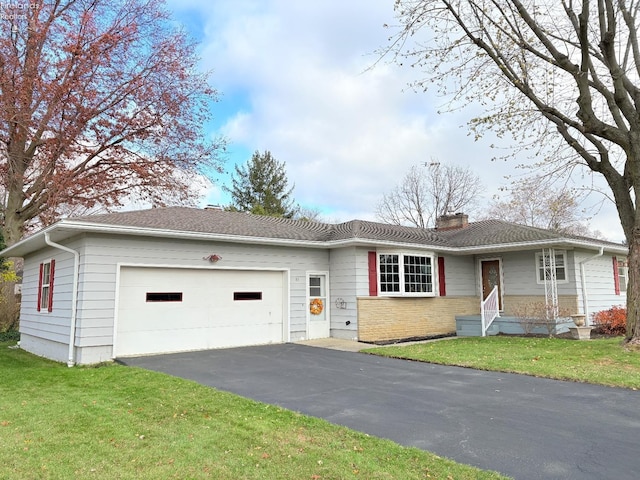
[308,273,330,339]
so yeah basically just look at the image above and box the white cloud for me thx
[166,0,626,242]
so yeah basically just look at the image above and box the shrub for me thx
[0,330,19,342]
[0,281,20,334]
[592,305,626,335]
[512,301,571,337]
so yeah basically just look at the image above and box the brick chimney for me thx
[436,213,469,230]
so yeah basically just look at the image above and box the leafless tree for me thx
[376,163,483,228]
[386,0,640,343]
[486,176,593,235]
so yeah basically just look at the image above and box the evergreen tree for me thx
[225,151,297,218]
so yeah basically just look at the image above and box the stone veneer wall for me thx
[357,296,478,343]
[502,295,580,317]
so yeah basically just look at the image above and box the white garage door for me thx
[115,267,285,357]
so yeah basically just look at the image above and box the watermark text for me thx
[1,2,37,21]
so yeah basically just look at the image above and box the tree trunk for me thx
[626,229,640,343]
[2,187,26,248]
[2,211,25,248]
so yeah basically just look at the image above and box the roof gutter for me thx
[44,232,79,367]
[579,247,604,325]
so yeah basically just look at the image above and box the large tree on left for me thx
[0,0,224,245]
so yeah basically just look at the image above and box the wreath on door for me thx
[309,298,323,315]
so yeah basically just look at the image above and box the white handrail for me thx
[481,286,500,337]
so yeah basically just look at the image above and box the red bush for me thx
[592,305,627,335]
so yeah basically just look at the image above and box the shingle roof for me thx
[68,206,624,251]
[435,219,609,247]
[73,207,334,241]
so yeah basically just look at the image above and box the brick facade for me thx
[357,296,478,343]
[502,295,580,317]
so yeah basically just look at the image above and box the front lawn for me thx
[364,336,640,389]
[0,342,507,480]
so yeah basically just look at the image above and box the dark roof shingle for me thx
[69,207,624,250]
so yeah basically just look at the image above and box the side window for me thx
[618,259,628,294]
[536,251,567,283]
[37,260,55,312]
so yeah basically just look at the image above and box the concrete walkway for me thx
[295,336,456,352]
[295,337,375,352]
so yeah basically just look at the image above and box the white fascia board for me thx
[56,221,331,248]
[445,239,628,256]
[0,223,59,257]
[333,238,627,255]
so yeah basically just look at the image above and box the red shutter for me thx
[368,251,378,296]
[438,257,446,296]
[48,259,56,312]
[37,263,44,312]
[613,256,620,296]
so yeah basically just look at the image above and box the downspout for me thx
[44,232,80,367]
[579,247,604,326]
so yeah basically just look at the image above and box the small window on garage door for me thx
[146,292,183,302]
[234,291,263,300]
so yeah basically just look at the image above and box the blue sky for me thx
[164,0,624,242]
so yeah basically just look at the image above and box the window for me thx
[37,260,55,312]
[379,254,400,293]
[233,291,262,301]
[535,251,567,284]
[146,292,183,302]
[379,253,434,296]
[309,276,323,297]
[404,255,433,293]
[618,259,628,293]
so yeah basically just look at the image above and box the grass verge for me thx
[363,336,640,389]
[0,341,508,479]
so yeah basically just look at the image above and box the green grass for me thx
[0,342,507,480]
[364,336,640,389]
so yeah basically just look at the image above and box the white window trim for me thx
[378,251,436,297]
[40,260,53,311]
[535,250,569,285]
[618,259,628,293]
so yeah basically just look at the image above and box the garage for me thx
[115,267,286,357]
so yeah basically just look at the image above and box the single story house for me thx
[0,207,628,365]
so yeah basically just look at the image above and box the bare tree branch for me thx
[376,162,483,228]
[388,0,640,341]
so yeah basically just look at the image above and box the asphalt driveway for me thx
[119,343,639,480]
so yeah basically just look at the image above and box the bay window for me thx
[379,253,434,296]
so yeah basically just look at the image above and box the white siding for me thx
[441,255,476,296]
[19,240,80,363]
[574,250,625,318]
[354,247,371,296]
[497,250,578,297]
[328,247,359,340]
